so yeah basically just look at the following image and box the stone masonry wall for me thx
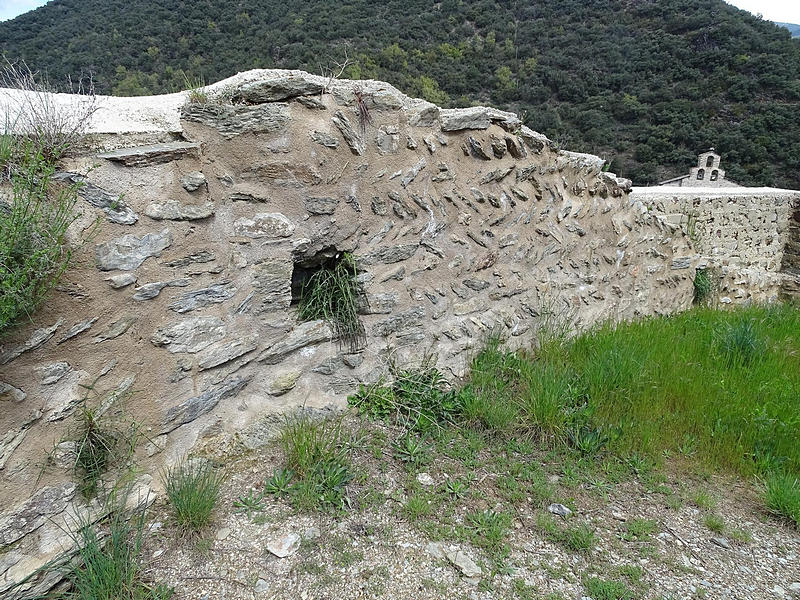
[632,187,800,303]
[0,71,695,598]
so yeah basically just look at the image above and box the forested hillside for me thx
[777,23,800,38]
[2,0,799,187]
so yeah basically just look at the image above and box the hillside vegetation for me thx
[1,1,799,185]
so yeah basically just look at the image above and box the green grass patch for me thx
[162,460,223,531]
[764,473,800,528]
[456,306,800,478]
[584,576,637,600]
[278,414,351,511]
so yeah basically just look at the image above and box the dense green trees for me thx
[2,0,799,188]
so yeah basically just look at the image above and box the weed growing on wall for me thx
[693,268,713,304]
[297,252,366,352]
[0,145,81,334]
[1,61,96,335]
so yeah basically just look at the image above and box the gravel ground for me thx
[142,417,800,600]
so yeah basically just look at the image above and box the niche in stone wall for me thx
[291,247,366,351]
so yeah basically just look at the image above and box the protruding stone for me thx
[331,110,364,155]
[376,126,400,154]
[304,197,339,215]
[0,319,63,365]
[445,548,482,578]
[53,172,138,225]
[181,103,290,138]
[257,320,333,365]
[401,159,426,188]
[233,213,295,238]
[440,107,491,131]
[181,171,207,192]
[57,317,98,344]
[97,142,199,167]
[168,282,237,313]
[268,370,302,396]
[161,374,253,434]
[467,136,491,160]
[0,382,26,403]
[92,317,136,343]
[105,273,137,289]
[95,229,173,271]
[548,503,573,518]
[151,317,226,354]
[266,532,301,558]
[234,75,324,103]
[144,200,214,221]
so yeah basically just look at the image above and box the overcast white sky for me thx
[1,0,800,23]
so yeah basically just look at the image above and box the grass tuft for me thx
[162,460,223,531]
[298,252,365,352]
[279,414,351,511]
[764,472,800,528]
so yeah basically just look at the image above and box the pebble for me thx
[216,527,231,540]
[711,536,731,549]
[267,532,301,558]
[548,503,572,518]
[417,472,435,486]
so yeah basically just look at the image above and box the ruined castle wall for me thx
[0,71,695,598]
[632,187,800,303]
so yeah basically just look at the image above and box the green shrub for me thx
[298,252,365,352]
[764,472,800,528]
[0,144,81,334]
[162,460,224,530]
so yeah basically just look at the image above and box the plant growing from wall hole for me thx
[297,251,366,352]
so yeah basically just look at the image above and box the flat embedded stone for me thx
[233,213,294,238]
[168,282,237,313]
[144,200,215,221]
[0,319,63,365]
[161,374,252,434]
[151,317,227,354]
[257,320,333,365]
[181,103,290,138]
[181,171,207,192]
[234,76,324,103]
[95,228,173,271]
[97,142,199,167]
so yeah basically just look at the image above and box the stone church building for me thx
[659,149,741,187]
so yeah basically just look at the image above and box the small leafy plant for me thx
[392,433,431,468]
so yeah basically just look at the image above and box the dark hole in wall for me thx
[290,246,342,306]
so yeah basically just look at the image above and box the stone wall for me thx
[0,70,695,598]
[632,187,800,303]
